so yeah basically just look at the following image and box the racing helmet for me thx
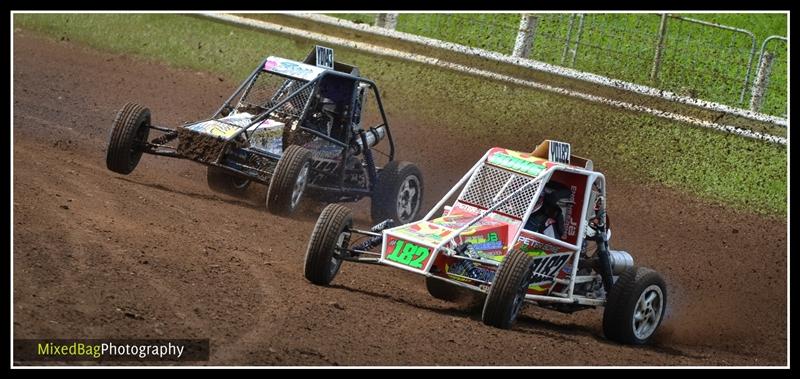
[538,181,572,212]
[526,180,573,239]
[531,196,544,214]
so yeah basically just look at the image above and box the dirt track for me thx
[12,31,787,366]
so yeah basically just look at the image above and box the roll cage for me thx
[367,147,610,306]
[141,53,396,201]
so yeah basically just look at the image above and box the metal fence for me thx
[340,13,787,118]
[751,36,787,117]
[395,13,520,54]
[656,16,756,106]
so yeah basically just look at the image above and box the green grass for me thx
[324,13,376,25]
[13,13,787,216]
[329,13,787,117]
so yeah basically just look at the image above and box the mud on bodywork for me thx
[176,127,232,163]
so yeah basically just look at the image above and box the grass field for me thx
[328,13,788,117]
[13,13,787,216]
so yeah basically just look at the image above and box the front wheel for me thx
[481,249,534,329]
[602,266,667,345]
[304,204,352,285]
[106,102,151,174]
[371,161,423,225]
[266,145,312,216]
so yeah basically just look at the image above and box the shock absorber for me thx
[592,210,615,293]
[351,219,394,251]
[358,131,378,191]
[596,237,615,293]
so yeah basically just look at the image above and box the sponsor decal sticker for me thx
[393,222,452,242]
[263,57,325,81]
[445,260,496,283]
[488,152,546,176]
[186,120,240,138]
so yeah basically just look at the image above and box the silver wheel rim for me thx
[510,284,527,322]
[330,230,348,278]
[232,177,250,190]
[510,268,531,323]
[396,175,421,223]
[291,162,309,209]
[632,284,664,340]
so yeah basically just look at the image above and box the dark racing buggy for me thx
[106,46,423,223]
[303,140,667,345]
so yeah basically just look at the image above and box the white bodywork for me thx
[378,144,614,307]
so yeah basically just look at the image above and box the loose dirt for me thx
[13,31,787,366]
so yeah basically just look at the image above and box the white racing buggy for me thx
[105,46,423,223]
[304,140,667,345]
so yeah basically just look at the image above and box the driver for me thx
[524,181,572,241]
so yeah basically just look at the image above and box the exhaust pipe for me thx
[353,126,386,154]
[607,250,634,275]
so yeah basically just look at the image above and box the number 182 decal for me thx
[386,239,430,269]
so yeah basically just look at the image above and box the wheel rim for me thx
[290,162,310,209]
[632,284,664,340]
[329,229,350,279]
[510,270,530,323]
[395,175,421,224]
[128,119,149,168]
[232,177,250,190]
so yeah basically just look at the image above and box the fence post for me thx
[375,13,398,30]
[650,13,669,85]
[570,14,585,67]
[749,51,774,112]
[512,14,538,58]
[561,14,576,65]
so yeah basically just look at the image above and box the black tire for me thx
[481,249,534,329]
[106,103,151,174]
[207,166,251,196]
[603,266,667,345]
[425,276,463,302]
[266,145,313,216]
[371,161,423,224]
[304,204,352,285]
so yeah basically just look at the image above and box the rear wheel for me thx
[207,166,251,196]
[266,145,312,216]
[304,204,352,285]
[481,249,534,329]
[106,102,151,174]
[371,161,423,224]
[603,266,667,345]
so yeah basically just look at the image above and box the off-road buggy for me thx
[106,46,423,223]
[304,140,667,345]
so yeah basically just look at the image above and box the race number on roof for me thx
[531,140,571,165]
[315,46,334,69]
